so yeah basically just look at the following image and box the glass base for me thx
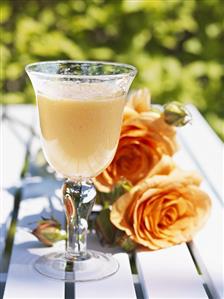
[34,250,119,282]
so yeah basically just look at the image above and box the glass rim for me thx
[25,60,137,79]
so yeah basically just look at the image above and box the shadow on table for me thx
[5,176,121,275]
[6,177,64,228]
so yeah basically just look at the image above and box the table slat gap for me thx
[188,241,221,299]
[175,135,224,299]
[1,105,36,299]
[1,105,36,273]
[3,191,65,299]
[2,129,34,274]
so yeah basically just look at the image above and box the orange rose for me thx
[110,156,211,250]
[123,88,151,122]
[94,89,178,192]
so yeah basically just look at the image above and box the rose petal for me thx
[127,88,151,113]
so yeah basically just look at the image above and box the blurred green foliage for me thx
[1,0,224,139]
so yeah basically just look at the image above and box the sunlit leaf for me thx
[89,47,114,60]
[1,92,25,104]
[0,2,11,24]
[184,38,202,54]
[15,17,44,52]
[6,63,23,80]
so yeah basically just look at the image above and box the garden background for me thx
[1,0,224,139]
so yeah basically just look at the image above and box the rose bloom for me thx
[94,89,178,192]
[110,156,211,250]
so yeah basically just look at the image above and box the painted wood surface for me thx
[136,244,208,299]
[1,105,35,265]
[174,139,224,299]
[2,105,223,299]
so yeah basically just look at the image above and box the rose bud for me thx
[163,102,192,127]
[32,218,66,246]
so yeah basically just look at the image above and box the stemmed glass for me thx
[26,61,136,282]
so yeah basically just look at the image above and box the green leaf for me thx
[95,179,132,207]
[0,2,11,24]
[115,231,137,252]
[95,209,117,244]
[184,38,202,55]
[6,63,23,80]
[1,93,25,104]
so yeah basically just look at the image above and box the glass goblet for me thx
[26,60,137,281]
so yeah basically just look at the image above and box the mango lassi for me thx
[37,93,125,178]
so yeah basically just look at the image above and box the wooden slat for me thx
[3,178,65,299]
[2,105,35,188]
[76,253,137,299]
[135,108,223,299]
[4,176,136,299]
[0,192,14,260]
[178,104,223,202]
[25,118,135,299]
[1,105,35,267]
[136,244,207,299]
[174,138,224,299]
[4,104,222,299]
[2,232,64,299]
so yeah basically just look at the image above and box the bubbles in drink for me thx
[33,78,126,101]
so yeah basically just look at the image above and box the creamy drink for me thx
[26,61,136,282]
[37,93,125,178]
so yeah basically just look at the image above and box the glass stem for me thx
[63,178,96,261]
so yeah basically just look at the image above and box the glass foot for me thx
[34,250,119,282]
